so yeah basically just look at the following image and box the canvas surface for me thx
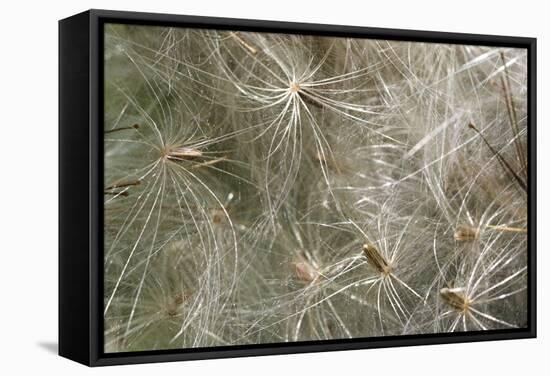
[102,23,529,353]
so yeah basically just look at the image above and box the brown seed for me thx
[211,208,226,225]
[166,147,203,161]
[166,292,188,317]
[294,260,318,283]
[454,225,479,241]
[362,243,392,276]
[440,287,471,313]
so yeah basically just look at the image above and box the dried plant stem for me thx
[468,123,527,192]
[190,156,228,169]
[229,32,258,55]
[104,190,129,197]
[105,179,142,190]
[500,52,527,177]
[105,123,140,134]
[486,224,527,234]
[104,179,141,197]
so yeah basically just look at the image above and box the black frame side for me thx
[527,36,537,339]
[59,10,92,366]
[59,9,537,367]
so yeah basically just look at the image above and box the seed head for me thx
[362,243,392,276]
[293,259,318,283]
[165,292,189,317]
[454,225,479,242]
[440,287,471,313]
[289,82,301,93]
[163,146,203,161]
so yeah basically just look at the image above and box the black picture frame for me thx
[59,9,537,367]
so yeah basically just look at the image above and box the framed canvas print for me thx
[59,9,536,366]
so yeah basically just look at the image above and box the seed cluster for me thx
[103,24,529,352]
